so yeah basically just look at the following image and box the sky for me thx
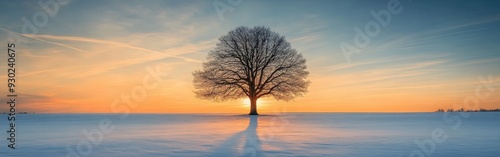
[0,0,499,113]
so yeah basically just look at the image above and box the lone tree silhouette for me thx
[193,26,309,115]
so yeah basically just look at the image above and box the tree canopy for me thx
[193,26,309,115]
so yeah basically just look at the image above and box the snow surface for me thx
[1,113,499,156]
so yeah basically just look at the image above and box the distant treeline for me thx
[436,108,500,112]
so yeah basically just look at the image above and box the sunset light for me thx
[0,0,498,114]
[241,98,251,106]
[241,98,267,107]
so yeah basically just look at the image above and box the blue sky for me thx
[0,0,499,113]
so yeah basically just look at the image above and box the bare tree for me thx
[193,26,309,115]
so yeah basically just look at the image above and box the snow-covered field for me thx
[1,113,499,156]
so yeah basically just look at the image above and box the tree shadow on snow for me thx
[208,115,263,157]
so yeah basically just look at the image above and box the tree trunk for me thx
[249,97,259,115]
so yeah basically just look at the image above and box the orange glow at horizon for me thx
[4,64,500,114]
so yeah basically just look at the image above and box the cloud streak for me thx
[21,34,202,63]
